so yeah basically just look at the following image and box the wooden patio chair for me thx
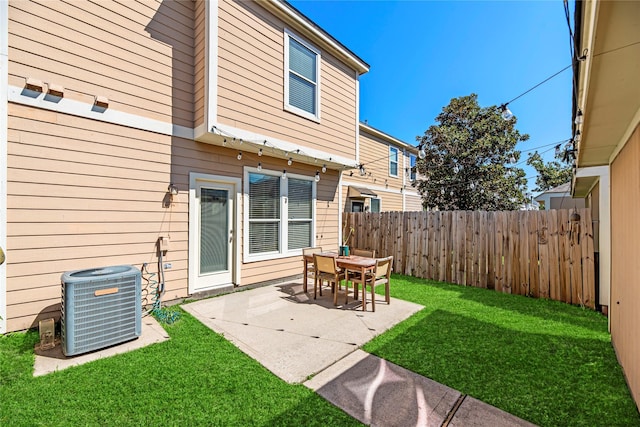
[302,246,322,292]
[350,248,375,258]
[313,254,347,305]
[351,256,393,312]
[346,248,376,297]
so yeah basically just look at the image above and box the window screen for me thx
[286,34,319,117]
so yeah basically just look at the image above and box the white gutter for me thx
[359,122,417,152]
[260,0,369,74]
[575,0,599,167]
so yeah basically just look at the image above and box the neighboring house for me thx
[534,182,585,210]
[341,122,422,213]
[0,0,378,332]
[572,0,640,408]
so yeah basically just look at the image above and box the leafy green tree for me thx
[526,147,572,192]
[414,94,529,211]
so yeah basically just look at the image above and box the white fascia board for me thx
[575,165,609,178]
[206,0,218,130]
[213,122,358,169]
[359,122,416,152]
[575,0,599,165]
[354,71,360,165]
[341,180,404,195]
[262,0,369,74]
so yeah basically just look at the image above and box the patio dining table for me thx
[303,252,377,311]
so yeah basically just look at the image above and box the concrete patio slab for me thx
[33,315,169,376]
[184,279,537,426]
[182,280,424,384]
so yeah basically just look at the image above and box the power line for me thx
[503,64,573,107]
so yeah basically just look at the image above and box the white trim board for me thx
[188,173,242,293]
[0,0,8,333]
[205,0,218,130]
[8,85,193,140]
[212,122,357,169]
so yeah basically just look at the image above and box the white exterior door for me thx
[189,174,239,293]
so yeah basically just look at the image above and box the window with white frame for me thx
[287,178,313,250]
[370,198,381,213]
[246,169,315,260]
[410,154,417,181]
[284,30,320,121]
[389,146,399,177]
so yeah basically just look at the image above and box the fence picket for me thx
[478,211,487,288]
[342,209,595,308]
[528,212,540,298]
[548,210,561,300]
[494,212,505,292]
[570,212,583,305]
[486,211,495,290]
[558,209,572,303]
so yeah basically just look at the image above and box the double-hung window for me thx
[246,168,315,261]
[370,198,381,213]
[410,154,417,181]
[389,146,399,177]
[287,178,313,250]
[285,30,320,121]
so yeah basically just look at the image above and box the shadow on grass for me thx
[390,274,608,334]
[365,308,639,427]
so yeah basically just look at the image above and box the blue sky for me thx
[289,0,575,193]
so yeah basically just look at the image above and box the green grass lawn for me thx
[1,277,638,427]
[364,274,640,427]
[0,310,362,427]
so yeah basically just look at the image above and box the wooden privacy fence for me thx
[343,209,595,308]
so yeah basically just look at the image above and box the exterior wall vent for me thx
[61,265,141,356]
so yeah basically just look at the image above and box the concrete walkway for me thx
[183,280,536,426]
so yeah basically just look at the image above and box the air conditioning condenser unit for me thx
[61,265,141,356]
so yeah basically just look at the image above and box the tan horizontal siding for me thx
[6,104,190,331]
[356,130,406,187]
[8,0,195,128]
[241,256,302,283]
[6,104,341,330]
[216,0,357,160]
[405,194,424,211]
[8,221,188,238]
[9,21,193,104]
[381,192,404,212]
[9,241,188,265]
[610,124,640,407]
[8,231,186,252]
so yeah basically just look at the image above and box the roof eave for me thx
[359,122,417,152]
[259,0,370,74]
